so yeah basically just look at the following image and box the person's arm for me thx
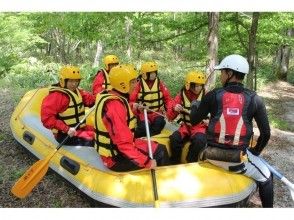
[80,89,96,107]
[165,93,181,121]
[92,72,105,96]
[190,90,214,125]
[160,82,173,111]
[129,82,142,115]
[103,100,151,168]
[41,92,70,133]
[251,95,271,155]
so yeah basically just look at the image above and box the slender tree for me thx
[247,12,260,90]
[206,12,219,89]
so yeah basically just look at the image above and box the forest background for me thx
[0,12,293,130]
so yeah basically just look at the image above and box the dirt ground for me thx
[0,81,293,208]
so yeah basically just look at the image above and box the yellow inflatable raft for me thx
[10,87,256,207]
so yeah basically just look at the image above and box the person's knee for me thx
[134,120,146,138]
[191,133,206,147]
[150,116,166,135]
[154,144,170,166]
[169,131,182,146]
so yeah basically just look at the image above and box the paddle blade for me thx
[11,158,50,199]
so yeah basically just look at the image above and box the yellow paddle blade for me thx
[11,157,50,199]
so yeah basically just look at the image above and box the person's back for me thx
[94,64,169,172]
[190,54,273,207]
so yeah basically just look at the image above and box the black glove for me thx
[247,147,260,156]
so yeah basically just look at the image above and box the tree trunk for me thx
[247,12,260,90]
[206,12,219,90]
[274,28,294,81]
[93,40,103,68]
[125,17,132,58]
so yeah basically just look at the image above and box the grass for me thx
[0,133,6,141]
[268,114,291,131]
[9,168,26,181]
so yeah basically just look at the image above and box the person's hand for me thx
[174,104,183,112]
[202,119,209,125]
[148,159,157,169]
[134,103,145,112]
[67,127,77,137]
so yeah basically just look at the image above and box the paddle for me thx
[137,103,179,132]
[11,105,96,199]
[259,157,294,201]
[144,109,160,208]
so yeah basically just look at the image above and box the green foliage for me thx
[4,58,59,88]
[268,113,291,131]
[0,13,47,76]
[9,168,26,181]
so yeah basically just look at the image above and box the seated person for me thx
[41,66,95,147]
[93,64,170,172]
[166,71,208,164]
[129,61,173,138]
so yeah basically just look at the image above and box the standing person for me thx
[92,54,119,96]
[41,66,96,147]
[167,71,208,164]
[94,64,169,172]
[129,61,173,138]
[190,54,273,207]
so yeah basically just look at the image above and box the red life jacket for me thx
[207,89,254,149]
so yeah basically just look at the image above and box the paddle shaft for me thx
[259,157,293,186]
[144,109,159,205]
[55,106,95,150]
[137,103,179,130]
[259,157,294,201]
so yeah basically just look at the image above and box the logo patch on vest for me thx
[226,108,239,115]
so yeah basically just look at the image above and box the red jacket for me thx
[92,69,107,96]
[41,88,95,134]
[167,89,207,137]
[100,91,156,169]
[166,89,198,121]
[129,79,173,122]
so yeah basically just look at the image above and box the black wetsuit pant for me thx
[110,144,170,172]
[56,133,94,147]
[134,116,166,138]
[169,131,206,164]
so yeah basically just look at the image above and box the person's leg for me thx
[110,155,142,172]
[153,144,170,166]
[169,131,184,165]
[187,133,207,162]
[150,116,166,136]
[134,120,147,138]
[243,150,273,207]
[258,174,274,207]
[56,133,94,147]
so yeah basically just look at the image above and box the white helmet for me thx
[214,54,249,74]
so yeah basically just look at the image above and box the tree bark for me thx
[125,17,132,58]
[247,12,260,90]
[93,40,103,68]
[274,28,294,81]
[206,12,219,90]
